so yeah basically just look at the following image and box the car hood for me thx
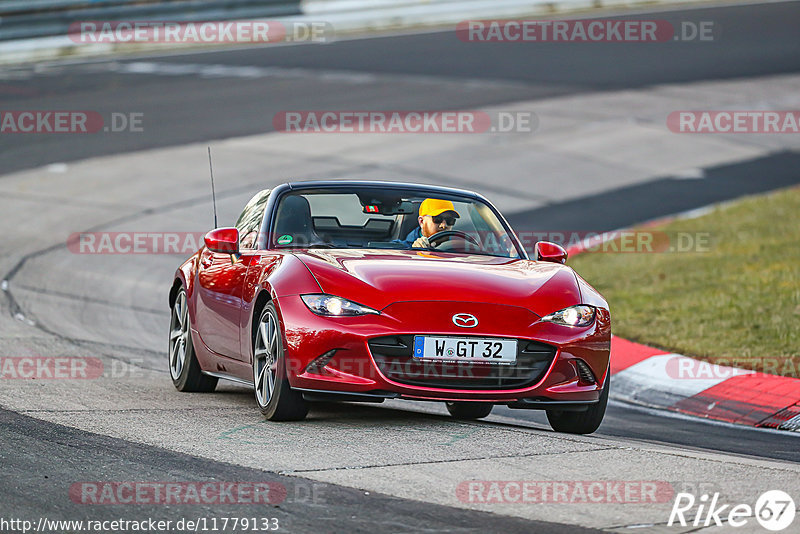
[293,249,583,317]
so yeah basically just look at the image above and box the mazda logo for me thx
[452,313,478,328]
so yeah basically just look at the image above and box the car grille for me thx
[368,335,557,390]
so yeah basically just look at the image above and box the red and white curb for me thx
[609,336,800,432]
[563,196,800,433]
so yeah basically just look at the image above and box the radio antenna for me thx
[207,146,218,228]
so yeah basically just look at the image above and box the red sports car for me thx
[169,181,611,433]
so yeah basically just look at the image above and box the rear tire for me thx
[169,287,217,392]
[546,376,609,434]
[446,402,493,420]
[253,302,308,421]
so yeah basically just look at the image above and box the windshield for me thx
[271,188,521,258]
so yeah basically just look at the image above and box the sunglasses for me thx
[431,214,457,226]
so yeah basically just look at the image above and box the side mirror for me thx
[535,241,567,264]
[204,227,239,254]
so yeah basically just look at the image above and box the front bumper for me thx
[275,296,611,404]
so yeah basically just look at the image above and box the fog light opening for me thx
[574,359,596,385]
[305,350,337,375]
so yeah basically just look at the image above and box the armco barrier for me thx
[0,0,303,41]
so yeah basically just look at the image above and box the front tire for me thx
[546,376,609,434]
[446,402,493,420]
[169,287,217,392]
[253,302,308,421]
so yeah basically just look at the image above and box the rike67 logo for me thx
[669,490,796,531]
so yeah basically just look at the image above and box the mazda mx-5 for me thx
[169,181,610,434]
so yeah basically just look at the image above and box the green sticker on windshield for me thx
[277,235,293,245]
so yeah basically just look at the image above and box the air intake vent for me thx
[368,335,557,390]
[305,350,336,375]
[575,359,596,384]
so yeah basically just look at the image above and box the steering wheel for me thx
[428,230,481,249]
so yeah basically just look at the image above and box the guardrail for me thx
[0,0,303,41]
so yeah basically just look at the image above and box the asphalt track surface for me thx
[1,1,800,531]
[495,401,800,464]
[1,1,800,174]
[1,408,591,533]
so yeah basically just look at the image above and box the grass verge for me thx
[570,186,800,376]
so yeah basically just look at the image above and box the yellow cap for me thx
[419,198,460,218]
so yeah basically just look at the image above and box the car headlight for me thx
[301,294,380,316]
[541,305,595,327]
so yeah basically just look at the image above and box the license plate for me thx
[413,336,517,365]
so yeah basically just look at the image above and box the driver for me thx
[401,198,460,248]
